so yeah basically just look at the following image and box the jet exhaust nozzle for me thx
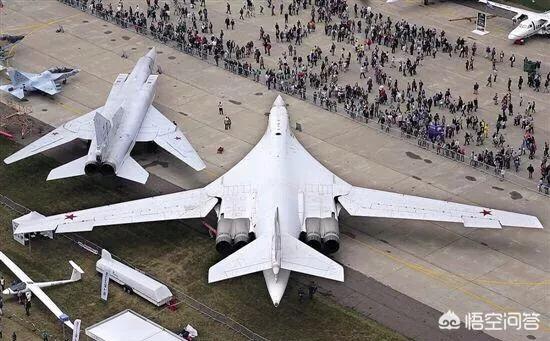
[99,162,116,176]
[84,161,99,175]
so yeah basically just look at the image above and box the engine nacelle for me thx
[215,217,251,254]
[304,217,340,253]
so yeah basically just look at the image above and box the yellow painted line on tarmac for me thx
[473,279,550,286]
[58,101,84,115]
[1,12,83,34]
[345,233,509,311]
[2,12,84,61]
[347,232,550,333]
[344,232,547,313]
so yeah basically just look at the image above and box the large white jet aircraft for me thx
[11,96,543,306]
[3,48,205,184]
[479,0,550,41]
[0,251,83,329]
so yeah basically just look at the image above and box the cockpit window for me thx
[10,281,26,292]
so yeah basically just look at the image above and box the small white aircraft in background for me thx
[11,96,543,306]
[478,0,550,41]
[386,0,549,42]
[0,251,83,329]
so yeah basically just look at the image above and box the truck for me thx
[96,249,173,307]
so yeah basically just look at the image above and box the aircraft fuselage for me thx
[85,48,157,175]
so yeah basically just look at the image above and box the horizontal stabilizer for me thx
[208,237,271,283]
[0,85,25,99]
[116,157,149,184]
[47,156,87,181]
[69,261,84,281]
[281,234,344,281]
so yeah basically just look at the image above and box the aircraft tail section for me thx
[69,261,84,282]
[116,156,149,184]
[280,233,344,282]
[0,84,24,99]
[93,111,111,150]
[209,229,343,283]
[208,237,272,283]
[7,68,30,85]
[47,156,87,181]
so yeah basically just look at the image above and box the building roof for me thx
[85,309,183,341]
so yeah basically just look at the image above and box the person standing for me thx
[298,287,304,303]
[308,282,318,299]
[24,299,31,317]
[224,116,232,130]
[527,164,534,178]
[218,101,224,115]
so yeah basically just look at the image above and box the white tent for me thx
[86,310,184,341]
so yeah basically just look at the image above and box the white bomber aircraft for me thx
[0,251,83,329]
[478,0,550,41]
[12,96,543,306]
[3,48,205,184]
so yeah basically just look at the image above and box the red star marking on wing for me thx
[480,209,492,216]
[65,213,77,220]
[52,132,59,135]
[175,136,182,140]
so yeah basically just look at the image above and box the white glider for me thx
[0,251,83,329]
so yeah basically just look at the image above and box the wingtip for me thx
[191,158,206,171]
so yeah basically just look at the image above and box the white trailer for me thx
[96,250,173,306]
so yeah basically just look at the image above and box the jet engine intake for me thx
[304,217,340,253]
[215,217,251,254]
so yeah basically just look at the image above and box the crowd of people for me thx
[60,0,549,191]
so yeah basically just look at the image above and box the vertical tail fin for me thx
[93,111,111,150]
[101,249,112,261]
[68,261,84,282]
[7,68,30,84]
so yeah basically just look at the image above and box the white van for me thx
[96,250,173,306]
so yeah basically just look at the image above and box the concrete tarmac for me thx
[0,1,548,340]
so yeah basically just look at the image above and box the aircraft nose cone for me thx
[146,47,157,59]
[273,95,285,107]
[2,289,9,295]
[508,33,518,40]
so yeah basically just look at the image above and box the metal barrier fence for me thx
[0,193,269,341]
[54,0,548,197]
